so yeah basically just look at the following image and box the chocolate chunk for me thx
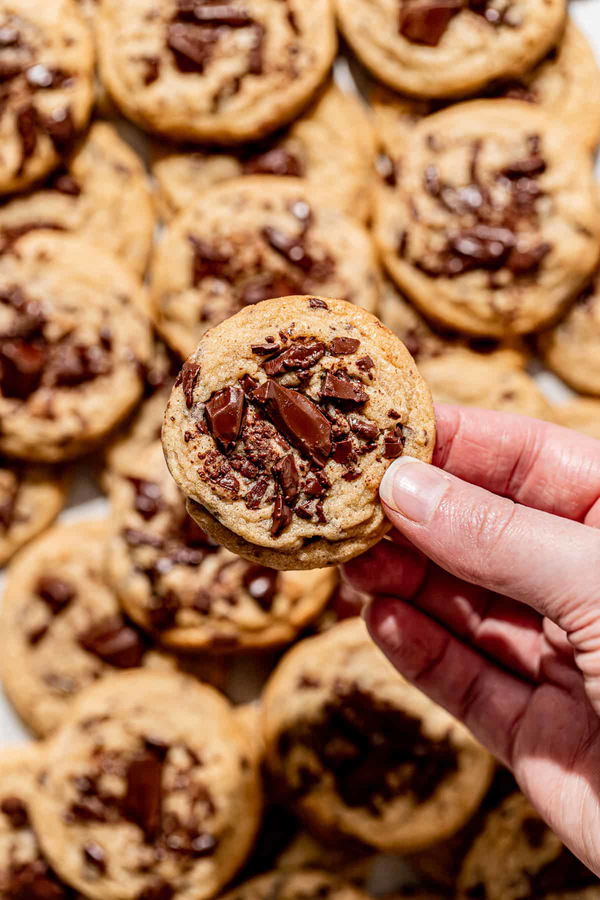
[308,298,328,309]
[127,478,163,520]
[205,385,245,452]
[79,616,145,668]
[47,342,109,387]
[320,371,368,406]
[123,750,164,840]
[147,591,179,631]
[242,565,279,610]
[241,273,300,306]
[43,107,75,148]
[399,0,462,46]
[383,424,405,459]
[16,104,38,172]
[502,155,546,179]
[244,148,303,177]
[251,341,281,356]
[331,437,353,465]
[449,224,515,270]
[262,226,315,271]
[329,337,360,356]
[1,796,29,828]
[167,23,218,72]
[271,492,293,536]
[83,842,106,873]
[180,360,201,408]
[252,378,332,467]
[0,337,46,399]
[355,356,374,374]
[248,23,264,74]
[138,879,175,900]
[1,859,70,900]
[507,241,550,274]
[245,476,269,509]
[36,576,75,614]
[303,471,328,496]
[188,236,231,283]
[142,56,161,85]
[273,453,299,503]
[200,450,240,496]
[348,414,378,441]
[262,339,326,375]
[50,172,81,196]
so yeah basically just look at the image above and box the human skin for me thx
[343,405,600,876]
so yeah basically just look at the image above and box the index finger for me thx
[434,404,600,523]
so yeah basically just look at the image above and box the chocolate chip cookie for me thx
[457,792,599,899]
[0,231,152,461]
[30,669,263,900]
[151,177,381,359]
[0,520,178,736]
[152,83,376,223]
[0,0,94,195]
[262,618,494,852]
[555,398,600,441]
[0,744,85,898]
[538,272,600,396]
[220,869,372,900]
[375,100,600,337]
[335,0,565,98]
[96,0,336,142]
[0,458,67,565]
[163,295,435,570]
[107,441,337,650]
[0,121,155,277]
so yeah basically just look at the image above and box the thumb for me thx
[379,457,600,635]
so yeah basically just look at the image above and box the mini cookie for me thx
[335,0,565,98]
[375,101,600,338]
[0,231,152,461]
[0,121,155,277]
[30,669,262,900]
[96,0,336,142]
[0,520,179,736]
[220,869,372,900]
[458,792,599,899]
[152,83,376,223]
[0,744,85,898]
[108,441,336,650]
[554,399,600,441]
[163,295,435,570]
[0,458,66,565]
[262,618,494,852]
[538,273,600,395]
[151,177,381,359]
[0,0,94,195]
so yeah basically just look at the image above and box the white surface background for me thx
[1,0,600,749]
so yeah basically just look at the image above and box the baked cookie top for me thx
[0,458,66,566]
[375,100,600,337]
[30,670,262,900]
[96,0,336,141]
[0,232,152,461]
[0,0,94,194]
[163,295,435,570]
[262,618,494,852]
[335,0,565,98]
[221,869,372,900]
[107,441,336,650]
[151,177,381,359]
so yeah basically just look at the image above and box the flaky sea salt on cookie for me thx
[163,295,435,570]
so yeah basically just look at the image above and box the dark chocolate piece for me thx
[252,378,332,467]
[205,385,245,452]
[79,616,145,668]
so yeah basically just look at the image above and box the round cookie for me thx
[538,273,600,395]
[163,295,435,570]
[107,441,336,650]
[0,744,85,898]
[554,398,600,441]
[335,0,565,99]
[0,520,178,736]
[0,231,152,461]
[151,177,381,359]
[29,669,263,900]
[375,100,600,338]
[457,792,599,899]
[261,618,494,852]
[96,0,336,142]
[0,458,66,566]
[152,83,376,224]
[0,0,94,195]
[0,121,155,277]
[220,870,372,900]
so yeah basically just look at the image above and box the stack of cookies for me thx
[1,0,600,896]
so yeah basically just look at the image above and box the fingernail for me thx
[380,457,449,524]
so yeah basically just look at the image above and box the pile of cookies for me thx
[1,0,600,896]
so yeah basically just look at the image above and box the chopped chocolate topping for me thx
[35,576,75,615]
[271,491,293,536]
[79,616,146,668]
[261,338,326,375]
[1,795,29,829]
[167,23,219,73]
[43,107,76,148]
[244,476,269,509]
[139,880,175,900]
[320,371,368,406]
[242,565,279,610]
[16,104,38,172]
[189,236,232,284]
[399,0,462,46]
[46,341,110,387]
[273,452,299,503]
[308,298,328,309]
[128,477,163,520]
[243,148,304,178]
[205,385,245,452]
[383,424,405,459]
[278,682,458,813]
[0,336,47,399]
[180,360,201,408]
[83,842,106,873]
[262,225,315,272]
[329,337,360,356]
[122,748,165,841]
[348,414,378,442]
[252,378,332,467]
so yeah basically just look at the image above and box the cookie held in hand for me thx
[162,295,435,570]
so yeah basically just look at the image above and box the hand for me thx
[343,405,600,876]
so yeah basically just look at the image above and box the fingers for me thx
[379,457,600,635]
[434,405,600,523]
[366,595,533,767]
[343,540,427,598]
